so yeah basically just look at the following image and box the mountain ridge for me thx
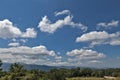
[2,63,73,71]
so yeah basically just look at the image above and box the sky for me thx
[0,0,120,68]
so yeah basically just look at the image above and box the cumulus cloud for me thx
[0,19,22,38]
[8,42,20,47]
[12,38,17,42]
[38,11,87,33]
[0,45,56,64]
[55,56,62,62]
[0,45,72,66]
[54,10,71,16]
[67,49,105,60]
[0,45,106,66]
[97,20,119,29]
[66,49,105,67]
[88,60,102,64]
[20,39,27,43]
[0,45,55,56]
[0,19,37,39]
[22,28,37,38]
[11,38,27,45]
[76,31,120,46]
[76,31,109,42]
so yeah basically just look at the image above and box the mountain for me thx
[2,63,74,71]
[24,64,56,71]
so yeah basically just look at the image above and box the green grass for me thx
[66,77,120,80]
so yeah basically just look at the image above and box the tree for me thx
[10,63,25,73]
[0,60,3,77]
[0,60,2,71]
[49,69,66,80]
[9,63,25,80]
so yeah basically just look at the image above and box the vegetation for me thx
[67,77,120,80]
[0,60,120,80]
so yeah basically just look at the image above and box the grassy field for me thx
[66,77,120,80]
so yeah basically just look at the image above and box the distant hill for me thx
[24,64,56,71]
[2,63,74,71]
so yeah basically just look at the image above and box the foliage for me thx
[0,60,120,80]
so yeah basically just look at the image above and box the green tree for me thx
[9,63,25,80]
[49,69,66,80]
[10,63,25,73]
[0,60,2,71]
[0,60,3,77]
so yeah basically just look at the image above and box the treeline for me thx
[0,60,120,80]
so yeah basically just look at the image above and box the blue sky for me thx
[0,0,120,68]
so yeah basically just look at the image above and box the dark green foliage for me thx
[9,63,25,73]
[0,60,2,77]
[0,60,2,71]
[48,68,66,80]
[0,61,120,80]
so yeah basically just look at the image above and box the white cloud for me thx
[38,15,87,33]
[20,39,27,43]
[11,39,27,45]
[0,45,73,66]
[8,42,20,47]
[66,49,105,67]
[109,40,120,45]
[55,10,71,16]
[12,38,17,42]
[55,56,62,62]
[76,31,109,42]
[76,31,120,46]
[88,60,102,64]
[0,45,57,64]
[0,45,113,67]
[1,44,106,66]
[97,20,119,29]
[0,19,37,39]
[67,49,106,60]
[55,56,62,60]
[0,19,22,38]
[22,28,37,38]
[0,45,55,56]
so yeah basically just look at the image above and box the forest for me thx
[0,60,120,80]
